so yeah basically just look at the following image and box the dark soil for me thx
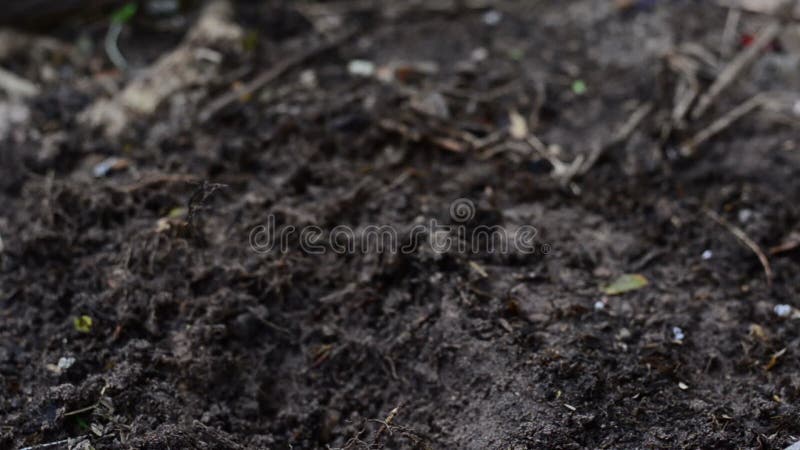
[2,1,800,449]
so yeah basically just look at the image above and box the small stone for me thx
[701,250,713,260]
[593,300,605,311]
[774,304,793,318]
[482,10,502,26]
[616,328,632,341]
[299,69,317,88]
[57,356,76,370]
[347,60,375,77]
[471,47,488,62]
[672,326,685,342]
[737,208,753,223]
[678,381,689,390]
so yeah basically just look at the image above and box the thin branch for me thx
[680,94,764,156]
[373,404,401,443]
[705,208,774,287]
[692,21,782,119]
[199,28,359,123]
[577,101,653,177]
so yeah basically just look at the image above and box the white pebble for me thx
[57,356,76,370]
[594,300,605,311]
[774,304,793,318]
[347,60,375,77]
[737,208,753,223]
[299,69,317,88]
[701,250,713,260]
[672,326,685,342]
[482,10,502,26]
[471,47,488,62]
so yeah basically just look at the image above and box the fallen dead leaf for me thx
[602,274,649,295]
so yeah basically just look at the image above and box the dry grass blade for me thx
[692,21,782,119]
[577,101,653,177]
[199,28,359,123]
[705,208,774,287]
[681,94,765,156]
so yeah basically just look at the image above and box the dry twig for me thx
[681,94,764,156]
[705,208,774,287]
[692,21,782,119]
[199,28,359,123]
[576,101,653,177]
[373,404,401,443]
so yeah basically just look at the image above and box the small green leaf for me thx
[167,207,187,219]
[74,315,93,333]
[111,3,138,25]
[602,274,648,295]
[571,79,587,95]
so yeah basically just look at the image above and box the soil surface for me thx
[2,1,800,449]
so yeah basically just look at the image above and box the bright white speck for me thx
[737,208,753,223]
[672,326,685,342]
[93,157,121,178]
[774,304,793,318]
[594,301,605,311]
[57,356,76,370]
[701,250,713,260]
[347,60,375,77]
[471,47,488,62]
[299,69,317,88]
[482,10,502,26]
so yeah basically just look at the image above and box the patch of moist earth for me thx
[2,1,800,449]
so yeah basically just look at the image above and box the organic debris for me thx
[602,274,649,295]
[73,315,93,333]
